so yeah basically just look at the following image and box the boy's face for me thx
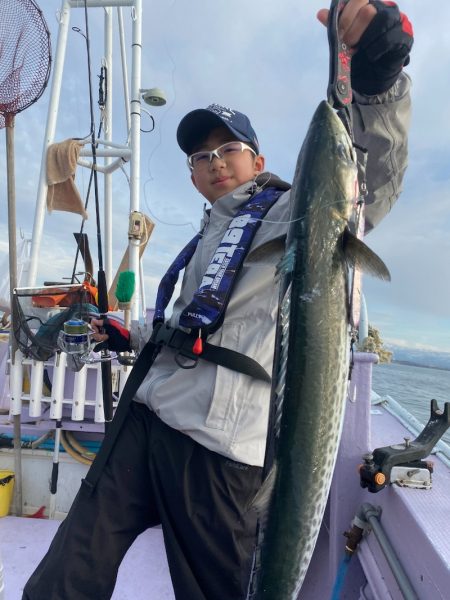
[190,126,265,204]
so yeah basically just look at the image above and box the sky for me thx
[1,0,450,353]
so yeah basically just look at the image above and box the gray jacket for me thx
[133,73,411,466]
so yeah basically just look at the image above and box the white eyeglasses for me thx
[187,141,256,170]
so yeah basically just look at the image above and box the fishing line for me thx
[148,198,360,239]
[142,195,199,232]
[75,17,104,274]
[140,15,199,233]
[249,197,360,226]
[70,118,103,284]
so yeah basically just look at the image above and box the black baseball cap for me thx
[177,103,260,155]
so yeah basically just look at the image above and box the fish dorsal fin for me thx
[343,229,391,281]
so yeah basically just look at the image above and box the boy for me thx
[24,1,413,598]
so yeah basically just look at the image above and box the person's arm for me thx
[349,1,413,232]
[129,319,153,352]
[318,1,414,233]
[352,71,411,234]
[91,316,152,353]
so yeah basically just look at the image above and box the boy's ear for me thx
[191,172,198,190]
[254,154,265,175]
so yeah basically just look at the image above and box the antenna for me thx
[140,87,167,106]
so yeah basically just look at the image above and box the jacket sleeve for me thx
[129,319,153,352]
[352,71,411,234]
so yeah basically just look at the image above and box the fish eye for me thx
[336,143,347,159]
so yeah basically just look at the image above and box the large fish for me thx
[247,100,390,599]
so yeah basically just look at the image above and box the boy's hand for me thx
[91,317,131,352]
[317,0,413,95]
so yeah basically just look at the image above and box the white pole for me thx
[28,360,44,418]
[69,0,134,7]
[0,545,5,600]
[118,365,130,395]
[358,294,369,349]
[139,257,146,319]
[48,423,61,520]
[9,350,24,416]
[71,367,88,421]
[28,1,72,286]
[104,8,113,288]
[95,365,105,423]
[129,0,142,320]
[49,352,67,420]
[117,8,131,133]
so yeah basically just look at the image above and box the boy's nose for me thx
[209,154,226,169]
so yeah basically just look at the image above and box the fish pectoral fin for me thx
[247,464,277,517]
[343,229,391,281]
[276,243,296,279]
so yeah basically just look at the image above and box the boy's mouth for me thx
[213,176,230,185]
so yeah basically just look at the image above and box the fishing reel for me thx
[57,319,112,363]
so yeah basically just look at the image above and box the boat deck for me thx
[1,355,449,599]
[0,517,175,600]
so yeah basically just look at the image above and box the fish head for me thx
[312,100,358,227]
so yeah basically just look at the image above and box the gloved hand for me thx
[351,1,413,95]
[92,317,131,353]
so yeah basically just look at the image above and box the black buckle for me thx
[151,322,183,348]
[151,323,199,369]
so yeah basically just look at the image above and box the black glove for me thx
[351,1,413,95]
[94,318,131,353]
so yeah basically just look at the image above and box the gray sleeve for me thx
[352,71,411,234]
[129,319,153,352]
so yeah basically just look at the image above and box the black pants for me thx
[23,402,263,600]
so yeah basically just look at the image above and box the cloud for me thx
[385,337,450,354]
[2,0,450,353]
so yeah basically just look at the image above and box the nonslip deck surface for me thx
[0,516,175,599]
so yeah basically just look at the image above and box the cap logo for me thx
[207,103,236,122]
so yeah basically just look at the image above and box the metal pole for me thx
[5,114,23,516]
[28,0,72,286]
[117,7,131,133]
[104,7,113,287]
[361,503,419,600]
[129,0,142,320]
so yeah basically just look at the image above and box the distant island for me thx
[390,359,450,372]
[385,345,450,371]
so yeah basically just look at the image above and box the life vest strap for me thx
[151,322,271,383]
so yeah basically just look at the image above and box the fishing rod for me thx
[327,0,367,347]
[76,1,113,426]
[70,64,108,285]
[327,0,353,134]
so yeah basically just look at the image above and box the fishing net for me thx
[0,0,51,128]
[12,285,99,362]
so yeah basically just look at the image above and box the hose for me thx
[330,554,351,600]
[60,431,93,466]
[65,431,96,461]
[30,430,53,449]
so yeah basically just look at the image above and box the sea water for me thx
[372,362,450,445]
